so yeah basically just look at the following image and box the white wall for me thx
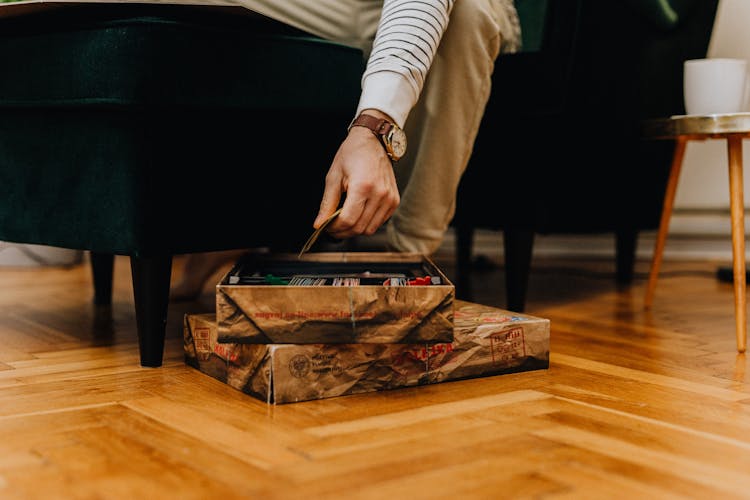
[672,0,750,236]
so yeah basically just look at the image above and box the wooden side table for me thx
[643,113,750,353]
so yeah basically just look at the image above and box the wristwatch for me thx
[349,113,407,162]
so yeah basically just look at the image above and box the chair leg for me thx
[90,252,114,305]
[456,224,474,271]
[503,228,534,312]
[615,228,638,285]
[454,223,475,301]
[130,254,173,367]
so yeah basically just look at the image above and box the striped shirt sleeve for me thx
[356,0,455,128]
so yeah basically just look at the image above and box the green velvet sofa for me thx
[0,3,364,366]
[453,0,720,311]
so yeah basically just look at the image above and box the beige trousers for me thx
[233,0,518,254]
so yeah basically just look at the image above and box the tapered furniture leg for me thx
[456,224,474,275]
[727,134,746,353]
[455,224,475,301]
[615,228,638,285]
[130,255,173,367]
[504,228,534,312]
[90,252,114,306]
[645,137,687,309]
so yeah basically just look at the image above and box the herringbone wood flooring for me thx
[0,251,748,499]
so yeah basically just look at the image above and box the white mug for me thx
[683,58,749,115]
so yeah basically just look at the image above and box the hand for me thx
[313,110,400,239]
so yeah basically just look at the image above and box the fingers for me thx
[327,178,399,239]
[318,126,400,240]
[314,173,342,229]
[366,198,398,235]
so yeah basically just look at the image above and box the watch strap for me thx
[349,113,394,136]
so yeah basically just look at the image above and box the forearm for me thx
[356,0,456,127]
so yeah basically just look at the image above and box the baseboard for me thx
[668,212,741,236]
[433,227,740,262]
[433,211,745,262]
[0,242,84,267]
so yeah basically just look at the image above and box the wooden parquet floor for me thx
[0,252,749,499]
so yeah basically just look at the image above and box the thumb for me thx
[314,188,342,229]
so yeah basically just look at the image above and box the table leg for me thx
[645,137,687,310]
[727,134,747,353]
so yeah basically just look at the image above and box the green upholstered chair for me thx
[453,0,720,311]
[0,4,364,366]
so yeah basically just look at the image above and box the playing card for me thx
[298,208,342,258]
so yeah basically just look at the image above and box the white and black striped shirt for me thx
[356,0,520,127]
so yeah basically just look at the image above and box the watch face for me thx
[388,127,407,160]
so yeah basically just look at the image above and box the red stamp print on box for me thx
[390,343,454,366]
[194,327,211,361]
[194,327,211,353]
[213,343,239,363]
[489,327,526,364]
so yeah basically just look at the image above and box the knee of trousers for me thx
[441,0,514,57]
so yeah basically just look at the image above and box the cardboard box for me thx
[215,252,455,344]
[185,300,550,404]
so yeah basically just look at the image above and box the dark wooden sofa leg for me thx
[615,228,638,285]
[504,228,534,313]
[455,224,475,301]
[90,252,114,305]
[130,255,173,367]
[456,224,474,272]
